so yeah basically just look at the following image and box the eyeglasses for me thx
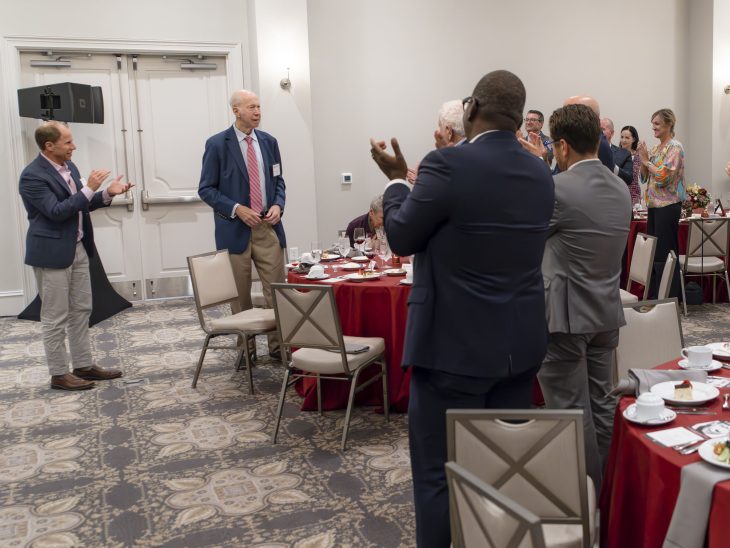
[524,117,542,123]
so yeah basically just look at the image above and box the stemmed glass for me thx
[311,241,322,263]
[376,237,391,268]
[353,227,365,254]
[337,236,350,259]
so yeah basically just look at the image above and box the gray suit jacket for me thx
[543,159,631,334]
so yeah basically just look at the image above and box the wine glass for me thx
[353,228,365,254]
[311,241,322,263]
[376,238,391,268]
[337,236,350,259]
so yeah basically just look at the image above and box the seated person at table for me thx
[345,194,383,248]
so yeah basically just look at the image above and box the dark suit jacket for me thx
[198,126,286,254]
[613,147,634,185]
[19,154,107,269]
[383,131,555,378]
[599,134,615,172]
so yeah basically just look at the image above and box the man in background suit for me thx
[19,121,130,390]
[538,104,631,491]
[370,70,555,548]
[198,90,286,359]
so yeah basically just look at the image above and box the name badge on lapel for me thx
[272,163,281,177]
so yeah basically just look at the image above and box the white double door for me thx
[19,52,230,300]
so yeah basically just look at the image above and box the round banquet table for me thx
[287,260,412,413]
[599,358,730,548]
[626,218,729,303]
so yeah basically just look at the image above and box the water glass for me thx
[311,241,322,263]
[288,247,299,262]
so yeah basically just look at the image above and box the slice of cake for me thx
[674,380,693,401]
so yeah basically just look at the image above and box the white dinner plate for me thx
[352,256,370,263]
[344,272,381,282]
[305,274,329,280]
[319,253,342,262]
[650,381,720,406]
[706,342,730,360]
[384,268,406,276]
[622,404,676,426]
[697,439,730,469]
[677,358,723,372]
[341,263,362,271]
[399,279,413,285]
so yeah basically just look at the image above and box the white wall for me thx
[0,0,318,314]
[307,0,691,241]
[712,0,730,204]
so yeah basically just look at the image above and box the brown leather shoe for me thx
[72,365,123,381]
[51,373,95,391]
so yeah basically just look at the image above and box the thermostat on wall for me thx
[341,172,353,185]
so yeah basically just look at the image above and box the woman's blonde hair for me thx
[651,108,676,137]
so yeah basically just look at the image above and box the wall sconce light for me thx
[280,68,291,90]
[725,85,730,95]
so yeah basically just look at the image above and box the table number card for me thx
[646,427,704,448]
[691,420,730,438]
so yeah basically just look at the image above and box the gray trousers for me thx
[33,243,93,376]
[537,329,619,493]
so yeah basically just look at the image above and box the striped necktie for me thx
[245,135,263,214]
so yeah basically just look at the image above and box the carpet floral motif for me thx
[0,497,83,548]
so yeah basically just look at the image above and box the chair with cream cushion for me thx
[657,251,678,300]
[270,283,389,450]
[446,461,547,548]
[187,250,278,394]
[447,409,595,548]
[615,298,683,382]
[679,218,730,315]
[620,233,657,304]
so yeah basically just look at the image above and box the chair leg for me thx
[242,334,255,396]
[271,368,291,444]
[381,360,390,423]
[679,270,688,316]
[713,274,717,304]
[316,374,323,416]
[725,271,730,304]
[341,369,362,451]
[192,334,212,388]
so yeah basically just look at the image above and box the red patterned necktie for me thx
[244,135,263,214]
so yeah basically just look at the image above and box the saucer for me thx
[399,279,413,285]
[706,342,730,361]
[305,274,329,280]
[623,404,676,426]
[678,358,723,372]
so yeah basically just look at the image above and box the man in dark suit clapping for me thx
[370,70,555,548]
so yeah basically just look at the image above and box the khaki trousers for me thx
[228,223,285,352]
[33,243,93,376]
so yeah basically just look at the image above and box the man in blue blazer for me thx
[371,70,555,548]
[198,90,286,358]
[19,121,132,390]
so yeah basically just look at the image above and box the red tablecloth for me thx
[627,219,729,302]
[288,262,412,412]
[599,358,730,547]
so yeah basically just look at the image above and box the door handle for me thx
[110,190,135,212]
[141,189,202,210]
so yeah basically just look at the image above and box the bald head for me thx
[230,89,261,133]
[564,95,601,117]
[464,70,525,137]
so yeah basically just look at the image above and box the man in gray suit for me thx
[537,104,631,491]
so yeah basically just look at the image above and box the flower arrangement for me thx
[682,184,711,215]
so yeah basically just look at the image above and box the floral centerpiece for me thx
[682,184,711,215]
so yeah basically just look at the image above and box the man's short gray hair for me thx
[438,100,465,137]
[370,194,384,213]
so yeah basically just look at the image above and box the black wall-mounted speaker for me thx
[17,82,104,124]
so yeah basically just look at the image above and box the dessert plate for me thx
[650,381,719,406]
[319,253,342,262]
[344,272,381,282]
[384,268,406,276]
[698,439,730,469]
[677,359,723,372]
[341,263,362,271]
[352,256,370,263]
[706,342,730,361]
[399,279,413,286]
[623,404,676,426]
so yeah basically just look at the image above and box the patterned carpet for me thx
[0,299,727,547]
[0,299,412,547]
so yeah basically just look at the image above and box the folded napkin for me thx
[609,369,708,397]
[663,461,730,548]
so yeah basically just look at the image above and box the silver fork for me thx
[679,440,707,455]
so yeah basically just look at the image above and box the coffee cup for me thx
[681,345,713,367]
[308,264,325,278]
[300,252,314,264]
[403,263,413,283]
[634,392,665,421]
